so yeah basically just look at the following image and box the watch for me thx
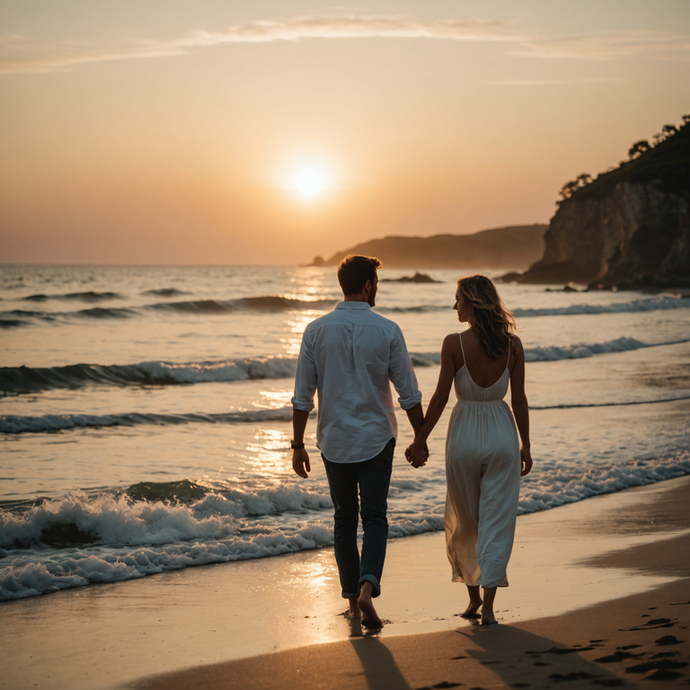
[290,441,305,450]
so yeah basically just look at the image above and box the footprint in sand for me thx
[594,650,644,663]
[620,617,677,631]
[624,658,688,675]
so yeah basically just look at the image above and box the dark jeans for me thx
[322,438,395,600]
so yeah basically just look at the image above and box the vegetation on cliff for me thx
[558,114,690,204]
[509,115,690,289]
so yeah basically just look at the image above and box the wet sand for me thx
[1,476,689,690]
[135,578,690,690]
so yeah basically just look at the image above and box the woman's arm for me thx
[509,336,532,476]
[406,334,459,465]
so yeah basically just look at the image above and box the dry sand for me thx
[2,476,689,690]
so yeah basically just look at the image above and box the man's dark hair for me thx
[337,255,382,295]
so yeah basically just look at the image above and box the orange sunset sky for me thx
[1,0,689,265]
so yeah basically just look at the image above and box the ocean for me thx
[1,264,689,602]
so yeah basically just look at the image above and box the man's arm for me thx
[405,334,456,467]
[291,327,317,479]
[388,325,423,410]
[404,402,428,467]
[291,409,311,478]
[404,403,425,436]
[388,325,426,464]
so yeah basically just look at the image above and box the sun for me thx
[295,168,324,197]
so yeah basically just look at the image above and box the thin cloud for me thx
[0,14,526,75]
[183,15,523,43]
[518,31,690,60]
[1,17,687,76]
[0,33,33,42]
[0,47,188,74]
[490,78,628,86]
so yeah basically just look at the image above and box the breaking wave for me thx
[0,408,294,434]
[0,482,335,600]
[0,357,298,395]
[22,291,122,302]
[142,288,188,297]
[1,448,688,601]
[4,337,686,396]
[0,295,338,327]
[409,336,689,367]
[3,293,686,329]
[149,296,337,313]
[513,294,689,317]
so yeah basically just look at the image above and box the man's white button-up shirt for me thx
[291,301,422,463]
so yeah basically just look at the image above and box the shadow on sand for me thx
[350,636,413,690]
[456,623,627,688]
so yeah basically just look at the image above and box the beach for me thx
[3,3,689,686]
[2,474,688,690]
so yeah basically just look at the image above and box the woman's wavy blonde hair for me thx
[458,274,517,359]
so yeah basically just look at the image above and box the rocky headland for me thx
[504,115,690,289]
[308,224,547,270]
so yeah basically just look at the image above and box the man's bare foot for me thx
[358,582,383,629]
[345,600,360,619]
[359,599,383,629]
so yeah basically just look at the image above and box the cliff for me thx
[310,224,547,270]
[511,117,690,289]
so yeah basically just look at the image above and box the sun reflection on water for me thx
[244,429,290,478]
[283,312,322,356]
[257,389,292,409]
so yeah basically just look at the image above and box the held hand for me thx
[405,442,428,468]
[404,440,429,458]
[292,448,311,478]
[520,448,533,476]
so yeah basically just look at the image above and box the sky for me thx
[1,0,689,265]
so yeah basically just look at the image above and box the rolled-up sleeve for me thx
[388,325,422,410]
[291,329,317,412]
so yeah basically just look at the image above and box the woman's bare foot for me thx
[460,585,483,619]
[480,586,498,625]
[481,609,498,625]
[357,582,383,629]
[460,602,482,619]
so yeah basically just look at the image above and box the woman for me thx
[406,274,532,625]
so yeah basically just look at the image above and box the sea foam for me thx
[1,448,688,602]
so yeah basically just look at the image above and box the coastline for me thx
[2,476,689,690]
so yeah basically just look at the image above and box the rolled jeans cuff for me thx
[359,574,381,598]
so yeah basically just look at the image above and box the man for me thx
[290,255,425,629]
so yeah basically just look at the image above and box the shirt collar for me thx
[335,301,372,310]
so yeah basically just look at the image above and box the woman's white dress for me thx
[445,333,521,588]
